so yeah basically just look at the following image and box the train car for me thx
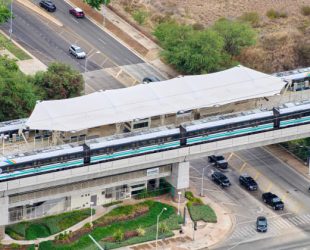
[182,110,274,145]
[278,102,310,128]
[88,126,180,164]
[0,145,84,180]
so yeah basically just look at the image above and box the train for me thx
[1,101,310,182]
[273,67,310,91]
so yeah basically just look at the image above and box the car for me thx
[262,192,284,210]
[69,45,86,59]
[69,7,85,18]
[142,76,160,84]
[239,174,258,191]
[256,216,268,232]
[208,155,228,169]
[39,0,56,12]
[211,171,231,187]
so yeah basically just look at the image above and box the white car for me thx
[69,45,86,59]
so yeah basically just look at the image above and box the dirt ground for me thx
[111,0,310,72]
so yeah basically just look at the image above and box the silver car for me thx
[69,45,86,59]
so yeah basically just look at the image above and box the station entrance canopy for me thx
[26,65,286,132]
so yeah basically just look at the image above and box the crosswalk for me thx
[229,213,310,241]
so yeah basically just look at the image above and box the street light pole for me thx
[156,207,167,250]
[9,0,13,40]
[200,165,210,197]
[90,201,94,228]
[177,191,181,215]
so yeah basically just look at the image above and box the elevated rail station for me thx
[0,65,309,238]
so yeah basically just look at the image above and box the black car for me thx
[256,216,268,232]
[39,0,56,12]
[211,171,231,187]
[239,174,258,191]
[142,76,160,84]
[262,192,284,210]
[208,155,228,169]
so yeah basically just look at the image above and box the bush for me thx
[239,12,260,27]
[102,201,123,207]
[136,226,145,236]
[266,9,287,19]
[114,229,124,242]
[10,243,20,249]
[159,222,169,234]
[132,10,148,25]
[301,6,310,16]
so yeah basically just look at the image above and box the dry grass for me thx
[112,0,310,72]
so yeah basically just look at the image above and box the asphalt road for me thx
[0,0,143,73]
[189,146,310,250]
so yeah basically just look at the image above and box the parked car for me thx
[39,0,56,12]
[142,76,160,84]
[262,192,284,210]
[69,7,85,18]
[211,171,231,187]
[69,45,86,59]
[256,216,268,232]
[208,155,228,169]
[239,174,258,191]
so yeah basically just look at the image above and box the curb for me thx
[17,0,63,27]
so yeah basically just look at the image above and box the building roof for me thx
[26,65,286,132]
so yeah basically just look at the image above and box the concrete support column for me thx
[0,195,9,240]
[167,161,189,202]
[160,115,165,126]
[155,178,160,189]
[115,123,122,134]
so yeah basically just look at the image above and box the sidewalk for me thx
[265,144,310,180]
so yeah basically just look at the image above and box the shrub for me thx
[10,243,20,249]
[136,226,145,236]
[102,201,123,207]
[266,9,287,19]
[132,9,148,25]
[301,6,310,16]
[159,222,169,234]
[187,204,217,223]
[114,229,124,242]
[239,12,260,27]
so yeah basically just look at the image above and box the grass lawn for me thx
[39,201,180,250]
[0,33,31,60]
[187,204,217,222]
[185,191,217,223]
[6,209,92,240]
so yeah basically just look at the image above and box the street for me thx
[189,147,310,250]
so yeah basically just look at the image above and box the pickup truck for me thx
[262,192,284,210]
[208,155,228,169]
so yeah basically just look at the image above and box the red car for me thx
[69,7,85,18]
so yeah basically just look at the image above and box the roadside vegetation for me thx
[5,209,93,240]
[185,191,217,223]
[38,201,180,250]
[0,56,84,122]
[0,33,31,60]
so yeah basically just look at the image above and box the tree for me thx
[154,22,228,74]
[83,0,110,10]
[0,56,38,121]
[212,18,257,56]
[0,3,11,24]
[32,62,84,100]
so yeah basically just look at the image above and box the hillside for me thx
[111,0,310,73]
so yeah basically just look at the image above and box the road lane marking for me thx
[265,182,273,192]
[238,163,247,173]
[254,171,261,180]
[71,17,79,24]
[98,38,106,45]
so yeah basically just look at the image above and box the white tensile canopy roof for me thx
[26,65,286,132]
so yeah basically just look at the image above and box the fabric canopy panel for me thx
[26,65,286,132]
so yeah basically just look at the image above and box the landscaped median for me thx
[185,191,217,222]
[6,209,93,240]
[38,201,180,250]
